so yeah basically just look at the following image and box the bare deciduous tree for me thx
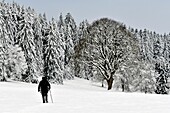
[83,18,137,90]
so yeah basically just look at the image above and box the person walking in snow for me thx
[38,76,51,103]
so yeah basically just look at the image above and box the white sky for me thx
[4,0,170,34]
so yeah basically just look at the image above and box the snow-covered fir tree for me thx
[133,29,170,94]
[43,18,64,84]
[62,13,76,79]
[5,45,27,81]
[74,20,91,79]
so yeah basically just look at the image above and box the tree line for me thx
[0,1,169,94]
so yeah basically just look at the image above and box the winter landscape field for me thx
[1,0,170,113]
[1,78,170,113]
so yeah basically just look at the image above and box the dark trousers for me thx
[41,92,48,103]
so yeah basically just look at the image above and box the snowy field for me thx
[1,78,170,113]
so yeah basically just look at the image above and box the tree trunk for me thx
[107,77,114,90]
[121,78,125,92]
[1,76,7,81]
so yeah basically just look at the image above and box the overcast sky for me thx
[4,0,170,34]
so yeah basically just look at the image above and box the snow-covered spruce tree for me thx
[155,70,169,94]
[0,43,28,81]
[0,2,15,81]
[142,31,170,94]
[5,45,27,80]
[80,18,137,90]
[0,1,44,82]
[61,13,76,79]
[38,13,52,80]
[131,28,170,94]
[0,4,27,81]
[32,16,44,79]
[65,13,78,45]
[0,24,9,81]
[15,6,39,82]
[74,20,91,79]
[56,13,66,80]
[139,29,155,61]
[155,63,169,94]
[43,18,64,84]
[153,32,162,60]
[153,34,170,94]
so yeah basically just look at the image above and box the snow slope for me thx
[1,78,170,113]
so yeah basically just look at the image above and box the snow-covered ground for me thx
[1,78,170,113]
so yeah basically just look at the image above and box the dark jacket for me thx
[38,77,51,93]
